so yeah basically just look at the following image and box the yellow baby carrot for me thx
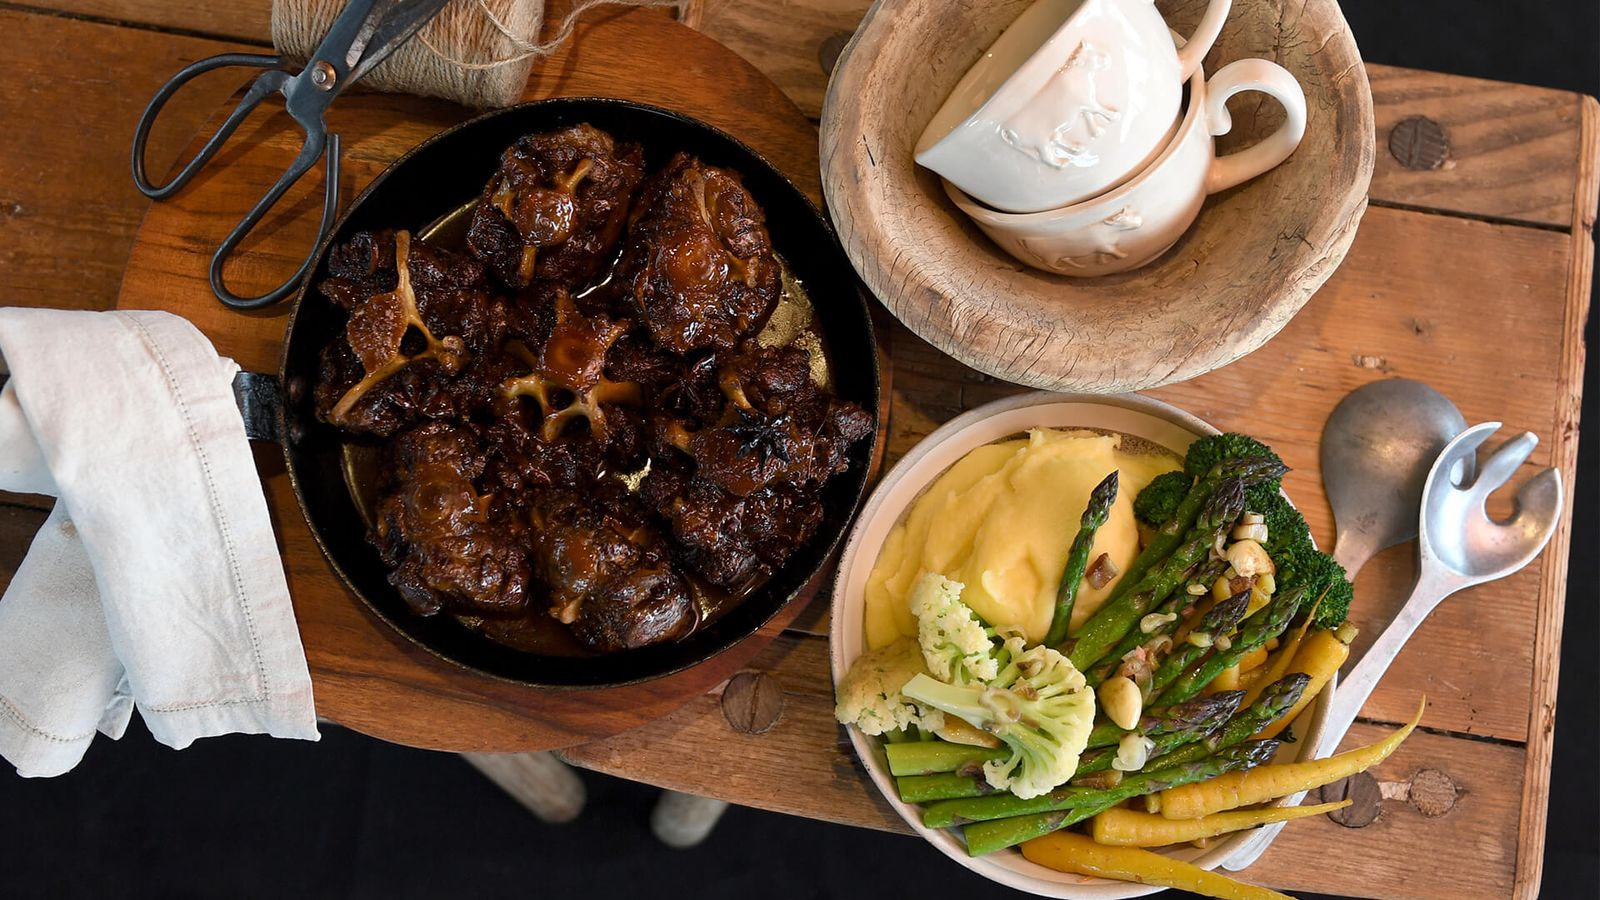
[1254,628,1349,740]
[1162,697,1425,819]
[1090,800,1350,846]
[1020,831,1295,900]
[1240,594,1325,708]
[1236,645,1270,674]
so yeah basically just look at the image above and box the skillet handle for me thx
[232,371,285,443]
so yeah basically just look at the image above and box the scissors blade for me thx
[294,0,451,100]
[345,0,455,85]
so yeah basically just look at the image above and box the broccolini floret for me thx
[902,634,1096,800]
[833,637,946,736]
[1185,433,1285,489]
[1245,483,1312,563]
[1133,470,1194,527]
[1179,432,1346,628]
[1278,548,1353,630]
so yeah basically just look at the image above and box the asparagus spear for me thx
[1084,692,1241,751]
[917,692,1243,813]
[1106,457,1289,608]
[1087,556,1229,687]
[1045,471,1120,647]
[897,772,1000,804]
[930,742,1276,829]
[1144,587,1253,699]
[1074,691,1242,778]
[1152,674,1309,770]
[883,741,1005,777]
[958,741,1282,856]
[1069,478,1248,672]
[1154,584,1309,706]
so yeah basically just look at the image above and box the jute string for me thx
[271,0,683,109]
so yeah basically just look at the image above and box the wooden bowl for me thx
[820,0,1374,393]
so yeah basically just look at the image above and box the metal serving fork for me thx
[1225,421,1563,871]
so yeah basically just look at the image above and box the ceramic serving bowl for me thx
[829,391,1332,898]
[916,0,1232,213]
[946,55,1306,276]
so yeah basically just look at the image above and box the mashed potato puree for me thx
[864,429,1180,649]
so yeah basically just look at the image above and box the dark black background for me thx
[3,2,1597,897]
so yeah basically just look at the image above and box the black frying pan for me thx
[240,98,879,689]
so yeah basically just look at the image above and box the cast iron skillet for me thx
[241,98,880,689]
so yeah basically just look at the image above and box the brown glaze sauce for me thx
[338,199,835,656]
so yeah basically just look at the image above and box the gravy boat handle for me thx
[1203,58,1308,194]
[1174,0,1234,78]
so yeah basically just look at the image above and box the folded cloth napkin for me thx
[0,308,317,777]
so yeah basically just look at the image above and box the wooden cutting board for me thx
[113,7,887,751]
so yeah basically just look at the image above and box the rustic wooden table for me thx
[0,2,1594,898]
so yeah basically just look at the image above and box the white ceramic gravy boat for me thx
[946,55,1306,276]
[917,0,1232,213]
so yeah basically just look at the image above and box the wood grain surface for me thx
[1,0,1596,897]
[1514,93,1598,899]
[22,0,1596,227]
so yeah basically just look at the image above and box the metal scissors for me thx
[131,0,452,310]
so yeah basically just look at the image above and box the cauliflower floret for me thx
[833,637,946,736]
[903,634,1096,800]
[910,572,1002,684]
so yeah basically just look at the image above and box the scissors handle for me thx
[131,53,287,199]
[210,132,342,310]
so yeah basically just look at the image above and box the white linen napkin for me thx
[0,308,318,777]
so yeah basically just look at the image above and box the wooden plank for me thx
[1158,207,1572,750]
[0,503,50,590]
[690,0,1591,230]
[1369,66,1587,228]
[22,0,1594,229]
[9,0,272,43]
[1511,93,1599,900]
[0,9,251,312]
[558,632,926,833]
[790,205,1574,746]
[562,630,1526,900]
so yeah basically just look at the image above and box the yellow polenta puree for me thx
[864,429,1180,649]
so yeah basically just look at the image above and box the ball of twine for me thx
[272,0,684,109]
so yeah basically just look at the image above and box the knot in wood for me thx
[1389,116,1450,170]
[721,671,784,734]
[1318,771,1382,828]
[1407,768,1458,817]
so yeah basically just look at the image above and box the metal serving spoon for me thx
[1225,422,1562,871]
[1321,379,1471,667]
[1322,379,1469,576]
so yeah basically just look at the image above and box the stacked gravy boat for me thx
[917,0,1307,277]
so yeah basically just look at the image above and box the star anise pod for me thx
[726,410,792,466]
